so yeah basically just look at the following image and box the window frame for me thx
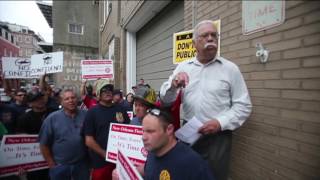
[68,23,84,35]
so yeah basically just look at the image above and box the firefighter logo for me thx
[116,112,124,123]
[159,170,170,180]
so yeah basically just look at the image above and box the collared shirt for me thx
[160,56,252,131]
[39,109,87,164]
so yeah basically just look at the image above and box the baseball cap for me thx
[27,91,44,102]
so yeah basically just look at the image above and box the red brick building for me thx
[0,24,19,88]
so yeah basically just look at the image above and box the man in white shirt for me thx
[160,20,252,180]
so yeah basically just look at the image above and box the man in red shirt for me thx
[80,80,97,109]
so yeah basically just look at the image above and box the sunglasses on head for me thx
[147,108,161,116]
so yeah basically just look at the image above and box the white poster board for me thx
[1,57,37,79]
[30,51,63,75]
[106,123,147,166]
[242,1,285,35]
[81,60,114,80]
[0,135,48,177]
[117,149,143,180]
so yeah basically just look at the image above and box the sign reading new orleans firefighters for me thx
[30,51,63,75]
[0,135,48,177]
[117,149,143,180]
[173,19,221,64]
[106,123,147,166]
[81,60,114,80]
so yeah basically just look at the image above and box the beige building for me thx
[100,1,320,179]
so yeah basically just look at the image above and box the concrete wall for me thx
[52,1,99,95]
[185,1,320,179]
[53,1,98,48]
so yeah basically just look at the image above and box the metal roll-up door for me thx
[136,1,184,91]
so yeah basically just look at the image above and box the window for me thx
[68,24,84,34]
[5,32,8,40]
[0,28,2,37]
[25,36,31,43]
[11,35,14,43]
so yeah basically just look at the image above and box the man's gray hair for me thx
[59,88,76,99]
[193,20,216,41]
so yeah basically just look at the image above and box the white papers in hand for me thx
[175,116,203,145]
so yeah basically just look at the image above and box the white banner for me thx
[106,123,147,166]
[0,135,48,177]
[30,51,63,75]
[117,149,143,180]
[81,60,114,80]
[1,57,37,79]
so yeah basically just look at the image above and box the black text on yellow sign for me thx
[173,31,196,64]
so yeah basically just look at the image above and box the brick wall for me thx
[184,1,320,179]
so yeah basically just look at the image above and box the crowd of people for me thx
[0,20,251,180]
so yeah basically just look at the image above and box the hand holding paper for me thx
[175,117,203,145]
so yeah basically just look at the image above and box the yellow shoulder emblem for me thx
[116,112,124,123]
[160,170,170,180]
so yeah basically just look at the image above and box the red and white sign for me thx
[106,123,147,166]
[117,149,143,180]
[0,135,48,177]
[81,60,114,80]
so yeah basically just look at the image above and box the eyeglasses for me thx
[198,32,219,39]
[147,108,161,116]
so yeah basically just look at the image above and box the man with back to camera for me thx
[160,20,252,180]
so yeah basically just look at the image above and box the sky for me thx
[0,1,53,43]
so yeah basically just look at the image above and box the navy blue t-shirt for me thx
[144,142,215,180]
[9,102,28,116]
[39,109,88,164]
[83,103,130,168]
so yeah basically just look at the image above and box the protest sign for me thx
[173,19,221,64]
[30,51,63,75]
[1,57,37,79]
[173,30,196,64]
[0,135,48,177]
[106,123,147,166]
[81,60,114,80]
[117,149,143,180]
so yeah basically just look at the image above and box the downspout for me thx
[192,0,197,27]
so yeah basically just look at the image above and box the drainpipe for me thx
[192,0,197,27]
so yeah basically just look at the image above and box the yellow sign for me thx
[173,30,196,64]
[172,19,221,64]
